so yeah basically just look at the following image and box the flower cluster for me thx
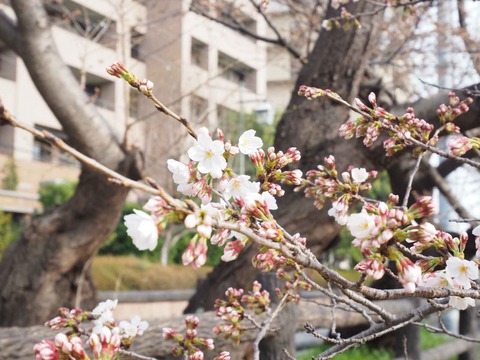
[276,268,312,302]
[124,126,304,269]
[423,257,479,310]
[345,195,437,292]
[103,63,480,353]
[342,93,435,156]
[162,315,219,360]
[321,5,361,31]
[298,155,376,223]
[35,300,148,360]
[213,283,271,345]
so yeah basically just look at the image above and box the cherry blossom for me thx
[167,159,193,194]
[119,316,149,338]
[328,199,349,225]
[33,340,58,360]
[188,127,227,178]
[449,296,476,310]
[261,192,278,210]
[224,175,260,200]
[347,211,376,240]
[351,167,368,183]
[222,239,245,262]
[422,271,453,288]
[124,209,159,251]
[398,260,422,293]
[445,257,479,287]
[238,129,263,155]
[91,299,117,334]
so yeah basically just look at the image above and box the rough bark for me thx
[186,0,381,312]
[0,0,141,325]
[0,297,415,359]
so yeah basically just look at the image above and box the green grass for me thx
[92,255,212,290]
[297,327,450,359]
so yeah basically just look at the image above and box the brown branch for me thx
[456,0,480,76]
[190,0,305,62]
[421,157,476,222]
[247,0,307,63]
[0,100,188,214]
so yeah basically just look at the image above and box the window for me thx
[191,37,208,70]
[69,67,115,110]
[32,125,77,166]
[217,105,239,136]
[131,29,145,60]
[190,95,208,122]
[129,89,140,118]
[0,48,16,81]
[45,0,116,50]
[218,51,257,92]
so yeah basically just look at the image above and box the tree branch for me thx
[190,0,306,63]
[456,0,480,76]
[9,0,126,167]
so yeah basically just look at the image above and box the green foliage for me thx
[419,327,449,350]
[367,170,392,201]
[1,156,18,190]
[0,211,20,259]
[38,181,77,211]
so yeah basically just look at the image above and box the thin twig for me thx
[252,289,293,360]
[118,349,158,360]
[401,153,424,208]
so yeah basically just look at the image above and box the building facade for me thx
[0,0,147,213]
[140,0,268,187]
[0,0,272,212]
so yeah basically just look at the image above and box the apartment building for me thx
[0,0,147,213]
[0,0,273,212]
[139,0,269,187]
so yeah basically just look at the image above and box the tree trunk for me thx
[0,0,143,325]
[0,167,133,326]
[257,272,297,360]
[186,0,381,313]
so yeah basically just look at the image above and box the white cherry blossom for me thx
[261,192,277,210]
[422,271,453,288]
[347,212,376,240]
[188,127,226,178]
[91,299,118,334]
[238,129,263,155]
[224,175,260,200]
[328,200,349,225]
[351,167,368,183]
[119,316,149,338]
[473,225,480,236]
[124,209,159,251]
[445,257,479,287]
[449,296,476,310]
[167,159,196,195]
[92,299,118,316]
[167,159,190,184]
